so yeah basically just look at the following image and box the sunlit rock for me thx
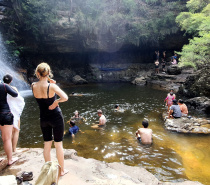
[163,113,210,134]
[0,148,202,185]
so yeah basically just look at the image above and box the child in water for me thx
[68,120,84,143]
[70,110,86,123]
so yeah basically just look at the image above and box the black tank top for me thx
[32,83,60,120]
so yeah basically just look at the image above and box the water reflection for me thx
[1,84,210,184]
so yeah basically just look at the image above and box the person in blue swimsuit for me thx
[68,120,84,143]
[32,63,69,176]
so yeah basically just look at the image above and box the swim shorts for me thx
[0,112,13,126]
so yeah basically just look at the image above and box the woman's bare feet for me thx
[61,169,69,176]
[8,157,19,165]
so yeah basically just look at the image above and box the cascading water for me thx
[0,33,29,91]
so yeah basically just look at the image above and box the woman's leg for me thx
[12,119,20,152]
[54,141,68,176]
[43,141,53,162]
[0,125,18,164]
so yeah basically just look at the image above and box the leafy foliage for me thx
[176,0,210,68]
[1,0,186,51]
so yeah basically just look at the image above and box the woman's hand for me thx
[49,100,59,110]
[49,79,56,84]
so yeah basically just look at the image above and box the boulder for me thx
[58,68,76,81]
[178,67,210,98]
[163,113,210,134]
[167,65,182,75]
[185,96,210,113]
[72,75,88,85]
[131,76,146,85]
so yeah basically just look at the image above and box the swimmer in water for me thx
[68,120,84,143]
[70,110,86,122]
[91,110,107,129]
[136,120,153,145]
[69,92,83,96]
[114,104,124,113]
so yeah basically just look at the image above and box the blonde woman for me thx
[32,63,68,176]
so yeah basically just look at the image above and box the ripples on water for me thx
[1,83,210,184]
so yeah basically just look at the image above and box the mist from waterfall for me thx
[0,33,29,90]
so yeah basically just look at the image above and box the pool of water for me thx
[1,83,210,184]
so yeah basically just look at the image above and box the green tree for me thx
[176,0,210,68]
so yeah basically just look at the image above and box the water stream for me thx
[1,84,209,184]
[0,33,29,90]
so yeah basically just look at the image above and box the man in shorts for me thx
[168,99,182,119]
[136,120,153,145]
[178,99,188,117]
[91,110,106,128]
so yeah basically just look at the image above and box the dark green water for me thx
[1,84,210,184]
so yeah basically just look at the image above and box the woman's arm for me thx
[49,84,68,110]
[5,84,18,97]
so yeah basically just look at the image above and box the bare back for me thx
[32,82,55,99]
[138,128,152,144]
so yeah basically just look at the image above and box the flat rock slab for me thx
[163,113,210,134]
[0,148,202,185]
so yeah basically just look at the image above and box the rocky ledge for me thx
[0,148,202,185]
[163,113,210,134]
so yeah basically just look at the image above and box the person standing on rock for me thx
[136,120,153,145]
[154,60,159,74]
[0,76,19,165]
[3,74,25,152]
[168,99,182,119]
[167,89,176,99]
[178,99,188,117]
[164,92,175,112]
[32,63,69,176]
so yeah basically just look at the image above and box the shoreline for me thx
[0,148,203,185]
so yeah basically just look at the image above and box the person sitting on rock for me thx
[178,99,188,117]
[68,120,84,143]
[136,120,153,145]
[91,110,107,129]
[164,92,175,112]
[168,99,182,119]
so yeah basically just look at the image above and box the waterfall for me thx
[0,33,29,90]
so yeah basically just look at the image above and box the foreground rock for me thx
[72,75,88,85]
[0,148,202,185]
[163,113,210,134]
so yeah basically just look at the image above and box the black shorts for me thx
[40,110,64,142]
[0,112,13,126]
[155,65,159,69]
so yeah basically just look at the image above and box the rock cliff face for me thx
[178,66,210,98]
